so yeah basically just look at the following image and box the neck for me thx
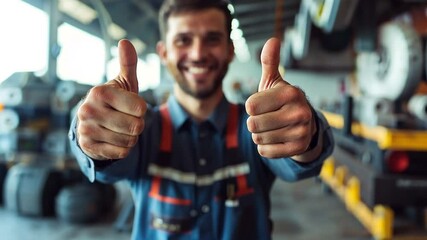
[174,85,224,122]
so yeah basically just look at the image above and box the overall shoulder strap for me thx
[159,104,173,153]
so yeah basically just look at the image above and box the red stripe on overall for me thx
[148,103,253,205]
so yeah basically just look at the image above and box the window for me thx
[0,1,160,91]
[0,1,48,83]
[57,23,106,85]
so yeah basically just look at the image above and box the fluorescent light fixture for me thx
[231,28,243,40]
[108,23,127,40]
[233,37,250,62]
[232,18,240,29]
[227,3,235,14]
[59,0,97,24]
[130,38,146,55]
[230,18,250,62]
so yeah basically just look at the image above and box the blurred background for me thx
[0,0,427,239]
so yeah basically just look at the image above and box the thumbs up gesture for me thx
[245,38,319,161]
[76,39,147,160]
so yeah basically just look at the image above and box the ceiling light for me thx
[233,38,250,62]
[232,18,240,29]
[130,38,146,55]
[108,23,127,40]
[59,0,97,24]
[227,4,235,14]
[231,28,243,40]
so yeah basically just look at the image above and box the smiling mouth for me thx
[187,66,209,74]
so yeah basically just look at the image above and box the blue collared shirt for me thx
[68,96,334,240]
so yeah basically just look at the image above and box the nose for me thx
[188,39,206,61]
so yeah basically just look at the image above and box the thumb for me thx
[116,39,139,93]
[258,37,283,92]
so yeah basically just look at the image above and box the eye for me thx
[174,36,191,47]
[205,34,222,46]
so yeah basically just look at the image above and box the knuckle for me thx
[78,123,92,136]
[281,85,304,101]
[129,119,145,135]
[293,105,312,123]
[257,145,269,158]
[90,85,108,100]
[126,136,138,148]
[133,100,147,116]
[252,133,263,144]
[78,137,92,152]
[77,104,95,121]
[246,117,258,132]
[245,98,258,115]
[303,106,313,119]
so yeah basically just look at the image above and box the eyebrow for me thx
[173,31,226,38]
[206,31,225,38]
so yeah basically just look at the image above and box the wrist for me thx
[291,107,322,163]
[305,107,320,152]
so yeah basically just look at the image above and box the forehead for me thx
[166,8,228,38]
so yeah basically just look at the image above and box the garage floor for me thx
[0,177,426,240]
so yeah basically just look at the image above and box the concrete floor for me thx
[0,178,426,240]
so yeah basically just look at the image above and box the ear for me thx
[156,41,167,64]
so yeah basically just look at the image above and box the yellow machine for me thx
[281,1,427,239]
[320,110,427,239]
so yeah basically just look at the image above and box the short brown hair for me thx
[158,0,233,41]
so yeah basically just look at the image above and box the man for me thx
[69,0,334,239]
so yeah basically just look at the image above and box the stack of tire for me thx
[56,180,116,223]
[3,163,116,223]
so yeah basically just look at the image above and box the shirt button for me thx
[189,209,198,217]
[201,205,210,213]
[199,158,207,166]
[68,131,75,140]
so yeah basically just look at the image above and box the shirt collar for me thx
[166,95,230,133]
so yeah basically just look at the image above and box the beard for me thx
[167,62,229,99]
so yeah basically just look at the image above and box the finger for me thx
[251,124,310,146]
[257,142,307,159]
[88,85,146,118]
[116,39,139,93]
[78,117,138,160]
[246,84,289,115]
[78,96,145,135]
[79,121,139,148]
[247,95,312,133]
[79,138,133,160]
[247,110,292,133]
[258,37,283,92]
[100,111,145,136]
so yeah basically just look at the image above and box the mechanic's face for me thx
[157,8,234,99]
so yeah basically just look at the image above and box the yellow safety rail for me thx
[322,111,427,151]
[320,158,394,240]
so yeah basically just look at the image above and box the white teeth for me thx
[188,67,208,74]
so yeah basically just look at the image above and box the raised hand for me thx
[76,39,147,160]
[245,38,317,160]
